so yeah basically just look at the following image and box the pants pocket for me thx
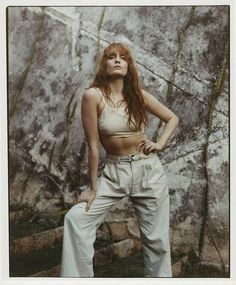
[102,162,119,185]
[141,155,167,189]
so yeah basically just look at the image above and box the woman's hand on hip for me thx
[76,189,96,212]
[135,138,164,155]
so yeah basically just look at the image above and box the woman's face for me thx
[105,51,128,78]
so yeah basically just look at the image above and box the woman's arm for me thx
[136,89,179,154]
[78,88,100,211]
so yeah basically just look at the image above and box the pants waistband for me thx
[105,152,151,163]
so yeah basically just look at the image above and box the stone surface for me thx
[100,217,140,241]
[113,239,141,258]
[8,5,229,270]
[94,245,114,266]
[10,211,29,223]
[172,261,182,277]
[10,226,63,256]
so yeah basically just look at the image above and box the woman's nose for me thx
[115,56,120,63]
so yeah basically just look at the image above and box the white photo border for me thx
[0,0,234,285]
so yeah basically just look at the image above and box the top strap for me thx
[98,91,106,105]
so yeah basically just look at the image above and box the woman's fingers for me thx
[77,192,86,201]
[73,190,96,211]
[136,139,151,150]
[85,194,96,212]
[135,140,146,150]
[85,198,93,212]
[147,145,155,151]
[136,139,159,154]
[76,191,90,203]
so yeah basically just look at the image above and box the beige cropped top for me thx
[98,94,145,138]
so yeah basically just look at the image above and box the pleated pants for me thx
[60,152,172,277]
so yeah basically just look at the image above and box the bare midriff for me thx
[100,132,147,156]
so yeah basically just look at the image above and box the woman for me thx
[60,42,179,278]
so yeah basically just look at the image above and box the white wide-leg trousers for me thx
[60,152,172,277]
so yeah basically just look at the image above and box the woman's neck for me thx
[109,78,124,96]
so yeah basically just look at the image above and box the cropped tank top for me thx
[98,94,145,138]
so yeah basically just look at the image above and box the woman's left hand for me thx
[135,138,164,155]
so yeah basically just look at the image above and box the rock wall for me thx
[8,6,229,268]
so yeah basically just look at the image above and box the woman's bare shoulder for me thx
[83,87,103,96]
[141,89,151,97]
[141,89,151,105]
[82,87,103,103]
[141,89,159,101]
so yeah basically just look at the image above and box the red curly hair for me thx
[89,42,148,131]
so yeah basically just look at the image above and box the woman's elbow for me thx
[88,144,99,154]
[174,115,179,126]
[168,115,179,128]
[88,147,99,161]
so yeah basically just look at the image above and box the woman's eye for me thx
[107,54,126,60]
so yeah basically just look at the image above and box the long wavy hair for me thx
[89,42,148,131]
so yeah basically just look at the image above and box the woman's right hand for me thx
[76,189,96,212]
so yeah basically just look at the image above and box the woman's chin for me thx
[109,72,127,79]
